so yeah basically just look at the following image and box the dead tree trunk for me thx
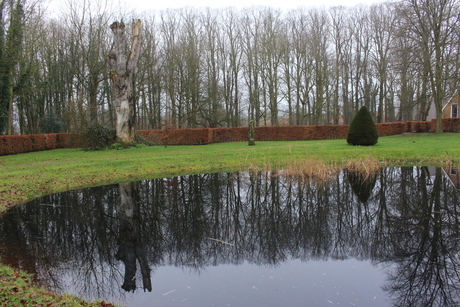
[109,20,142,143]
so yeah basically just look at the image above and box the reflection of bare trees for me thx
[115,182,152,292]
[0,185,124,300]
[0,167,459,305]
[384,167,460,306]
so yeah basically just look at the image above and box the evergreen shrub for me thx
[41,113,65,133]
[80,122,116,151]
[347,106,378,146]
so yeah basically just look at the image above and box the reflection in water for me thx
[346,169,378,203]
[116,182,152,292]
[383,167,460,306]
[0,167,459,306]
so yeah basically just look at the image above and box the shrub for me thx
[41,113,66,133]
[80,122,116,151]
[347,106,378,146]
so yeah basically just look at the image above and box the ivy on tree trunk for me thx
[109,20,142,143]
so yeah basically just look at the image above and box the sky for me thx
[47,0,386,17]
[125,0,384,12]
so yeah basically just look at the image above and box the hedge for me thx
[438,118,460,132]
[1,118,459,156]
[137,128,212,145]
[0,133,80,156]
[376,122,410,136]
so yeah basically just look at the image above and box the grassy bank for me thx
[1,133,459,212]
[0,265,115,306]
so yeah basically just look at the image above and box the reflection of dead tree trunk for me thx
[109,20,142,143]
[115,182,152,292]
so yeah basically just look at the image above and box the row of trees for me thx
[1,0,459,135]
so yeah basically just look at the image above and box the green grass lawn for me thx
[0,265,115,307]
[1,133,459,211]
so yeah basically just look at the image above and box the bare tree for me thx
[0,0,24,135]
[394,13,419,121]
[307,8,330,125]
[258,8,287,126]
[200,8,222,127]
[109,20,142,143]
[369,3,397,123]
[221,8,243,127]
[404,0,458,133]
[65,0,114,124]
[136,15,162,130]
[287,9,312,125]
[241,8,263,125]
[349,6,374,118]
[329,6,349,125]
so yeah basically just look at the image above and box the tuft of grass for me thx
[343,157,381,173]
[282,159,338,183]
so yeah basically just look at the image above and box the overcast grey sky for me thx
[47,0,386,17]
[125,0,384,12]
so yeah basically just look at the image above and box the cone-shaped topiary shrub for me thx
[347,106,378,146]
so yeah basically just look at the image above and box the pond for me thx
[1,166,460,306]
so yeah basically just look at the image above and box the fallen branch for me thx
[207,237,235,246]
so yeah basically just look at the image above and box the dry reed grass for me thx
[281,160,339,183]
[241,159,339,183]
[343,157,380,172]
[243,158,384,184]
[342,157,381,181]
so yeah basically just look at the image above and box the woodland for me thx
[0,0,459,135]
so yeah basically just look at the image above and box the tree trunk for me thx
[109,20,142,143]
[6,69,13,135]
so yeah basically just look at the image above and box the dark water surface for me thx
[1,167,460,306]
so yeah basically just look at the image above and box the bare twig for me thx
[207,237,235,246]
